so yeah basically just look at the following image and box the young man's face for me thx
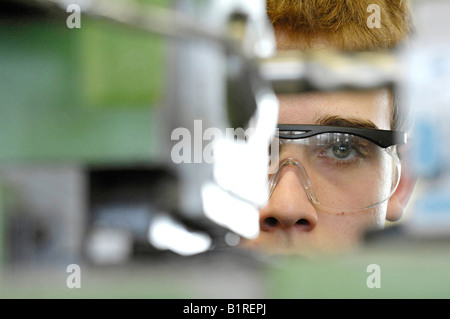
[240,88,397,256]
[236,23,417,256]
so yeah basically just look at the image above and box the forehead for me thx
[277,89,392,130]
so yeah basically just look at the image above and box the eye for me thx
[325,142,357,160]
[321,141,358,164]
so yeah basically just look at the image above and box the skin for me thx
[239,29,416,257]
[241,89,393,256]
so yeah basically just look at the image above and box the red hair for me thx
[267,0,412,51]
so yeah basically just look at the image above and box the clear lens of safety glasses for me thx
[268,125,406,213]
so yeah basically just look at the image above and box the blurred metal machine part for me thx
[27,0,280,257]
[260,50,400,94]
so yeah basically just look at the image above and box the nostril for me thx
[296,219,310,226]
[261,217,314,230]
[264,217,279,227]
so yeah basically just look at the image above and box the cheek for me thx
[319,205,387,240]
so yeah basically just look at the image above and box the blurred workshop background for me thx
[0,0,450,299]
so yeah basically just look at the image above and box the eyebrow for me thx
[314,115,380,130]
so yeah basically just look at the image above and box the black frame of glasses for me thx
[277,124,407,148]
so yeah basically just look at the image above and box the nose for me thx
[260,165,318,231]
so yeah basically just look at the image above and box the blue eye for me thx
[331,143,356,160]
[326,142,357,160]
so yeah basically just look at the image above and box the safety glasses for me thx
[268,124,407,212]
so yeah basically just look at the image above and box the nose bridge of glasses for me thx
[272,137,319,174]
[269,157,317,203]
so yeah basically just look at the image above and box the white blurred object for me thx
[212,94,278,206]
[148,215,212,256]
[85,228,133,265]
[202,183,260,239]
[203,92,278,239]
